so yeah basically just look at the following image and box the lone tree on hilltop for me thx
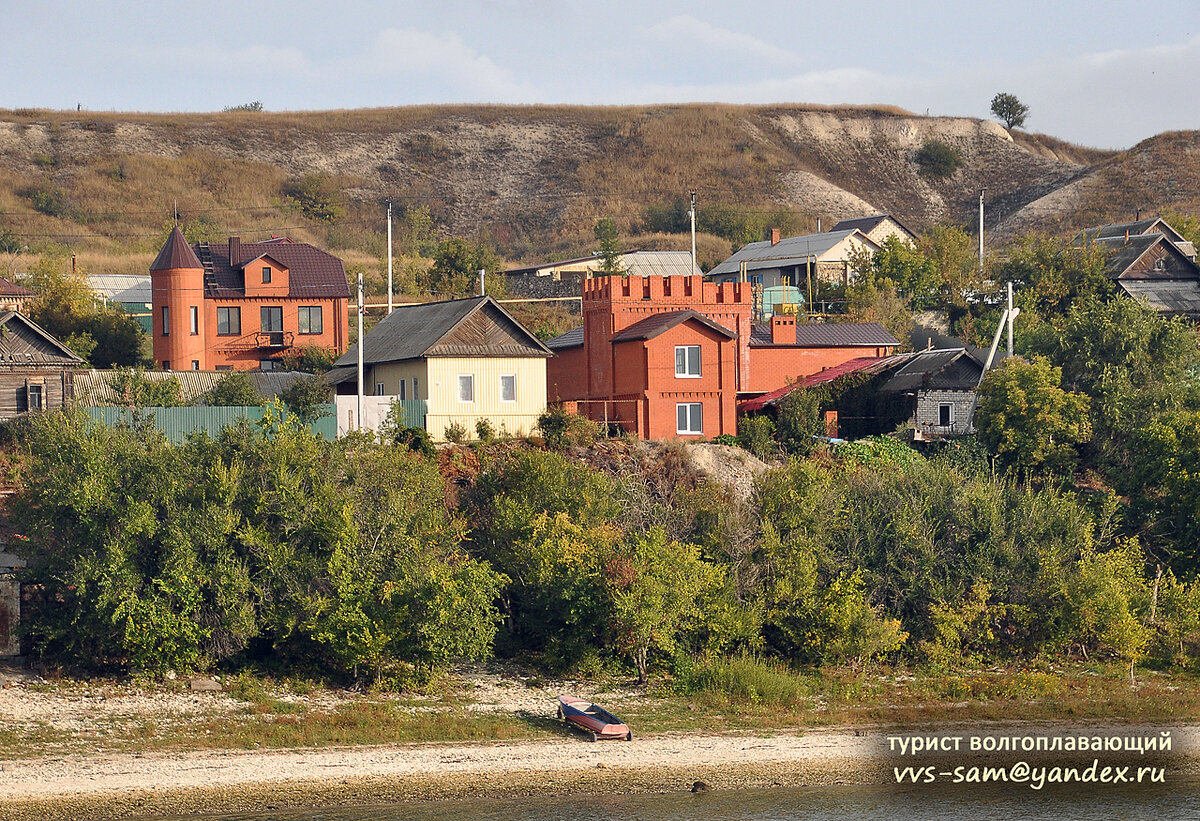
[990,92,1029,130]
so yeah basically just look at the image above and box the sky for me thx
[2,0,1197,149]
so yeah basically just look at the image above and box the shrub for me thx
[675,654,808,707]
[278,375,332,423]
[201,371,263,406]
[443,420,468,444]
[914,140,963,178]
[285,172,344,223]
[537,406,599,450]
[737,415,777,460]
[475,418,495,444]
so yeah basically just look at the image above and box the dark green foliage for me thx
[285,172,344,223]
[223,101,264,112]
[640,199,809,250]
[990,92,1029,129]
[108,368,184,407]
[278,375,333,423]
[736,415,777,460]
[537,406,599,450]
[281,345,337,374]
[201,371,263,406]
[425,237,502,298]
[22,185,76,219]
[914,140,963,178]
[776,386,828,457]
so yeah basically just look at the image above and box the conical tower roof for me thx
[150,226,203,271]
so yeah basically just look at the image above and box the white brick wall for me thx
[914,389,977,437]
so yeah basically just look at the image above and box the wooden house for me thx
[327,296,551,440]
[0,311,84,419]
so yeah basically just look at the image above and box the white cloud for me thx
[349,27,538,101]
[638,15,802,68]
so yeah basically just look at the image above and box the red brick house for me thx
[149,227,351,371]
[746,317,898,394]
[547,275,750,439]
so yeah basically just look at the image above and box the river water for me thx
[163,780,1200,821]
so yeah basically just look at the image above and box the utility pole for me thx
[1007,280,1015,358]
[978,188,986,273]
[689,191,697,274]
[386,200,394,314]
[479,268,486,296]
[356,266,364,430]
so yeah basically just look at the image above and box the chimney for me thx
[770,314,796,345]
[229,237,241,266]
[1124,230,1129,245]
[767,227,781,246]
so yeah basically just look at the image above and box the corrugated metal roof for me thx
[610,310,736,343]
[741,356,884,412]
[89,274,151,303]
[333,296,551,367]
[72,369,310,405]
[198,238,351,300]
[150,226,204,271]
[750,321,898,347]
[1120,280,1200,316]
[623,251,702,277]
[545,325,584,350]
[1075,218,1188,246]
[708,230,877,278]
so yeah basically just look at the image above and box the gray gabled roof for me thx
[0,311,86,365]
[545,325,584,350]
[1119,280,1200,316]
[1090,234,1196,279]
[879,348,984,393]
[504,250,701,278]
[1075,218,1188,247]
[831,214,916,239]
[707,229,877,278]
[610,310,737,343]
[333,296,551,367]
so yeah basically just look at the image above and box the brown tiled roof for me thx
[150,226,204,271]
[610,310,737,343]
[196,238,350,300]
[750,322,898,347]
[0,276,33,297]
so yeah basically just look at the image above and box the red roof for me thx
[740,356,883,412]
[150,226,203,271]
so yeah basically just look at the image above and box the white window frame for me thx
[676,402,703,435]
[938,402,954,427]
[189,305,199,335]
[27,384,44,411]
[458,374,474,403]
[161,305,170,336]
[375,382,386,396]
[500,374,516,402]
[675,345,701,378]
[398,379,406,400]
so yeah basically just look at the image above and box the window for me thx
[27,384,43,412]
[500,374,516,402]
[398,379,406,400]
[259,359,278,371]
[938,403,953,427]
[413,377,418,400]
[217,307,241,336]
[298,306,323,335]
[162,360,170,370]
[676,403,703,435]
[215,365,233,371]
[191,360,200,371]
[161,305,170,336]
[376,382,386,396]
[262,266,272,284]
[675,345,701,378]
[261,306,283,332]
[189,305,199,335]
[458,374,474,402]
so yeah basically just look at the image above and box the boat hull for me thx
[557,695,632,741]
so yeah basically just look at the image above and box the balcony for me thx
[256,331,294,349]
[214,331,295,352]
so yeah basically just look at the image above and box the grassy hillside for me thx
[2,104,1193,279]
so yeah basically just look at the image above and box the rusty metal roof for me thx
[0,276,33,297]
[741,356,885,412]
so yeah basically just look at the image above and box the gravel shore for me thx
[0,730,885,820]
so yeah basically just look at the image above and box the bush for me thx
[537,406,599,450]
[278,375,332,423]
[737,415,777,460]
[285,172,344,223]
[475,418,495,444]
[675,654,808,707]
[914,140,963,178]
[201,371,263,406]
[443,420,468,444]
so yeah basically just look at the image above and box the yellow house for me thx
[328,296,552,440]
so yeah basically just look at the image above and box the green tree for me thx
[201,371,263,406]
[425,237,503,297]
[281,345,337,374]
[278,374,333,423]
[852,235,944,309]
[593,217,626,275]
[990,92,1029,129]
[914,140,963,178]
[108,367,184,408]
[285,172,344,223]
[976,358,1091,476]
[776,385,829,457]
[994,236,1112,320]
[606,528,723,683]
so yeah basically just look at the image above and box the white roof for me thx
[707,230,879,277]
[88,274,151,303]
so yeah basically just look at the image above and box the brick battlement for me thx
[582,275,750,306]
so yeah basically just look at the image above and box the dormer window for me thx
[262,266,272,284]
[1154,258,1166,271]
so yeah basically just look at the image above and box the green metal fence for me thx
[84,405,338,443]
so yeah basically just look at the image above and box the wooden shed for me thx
[0,311,85,419]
